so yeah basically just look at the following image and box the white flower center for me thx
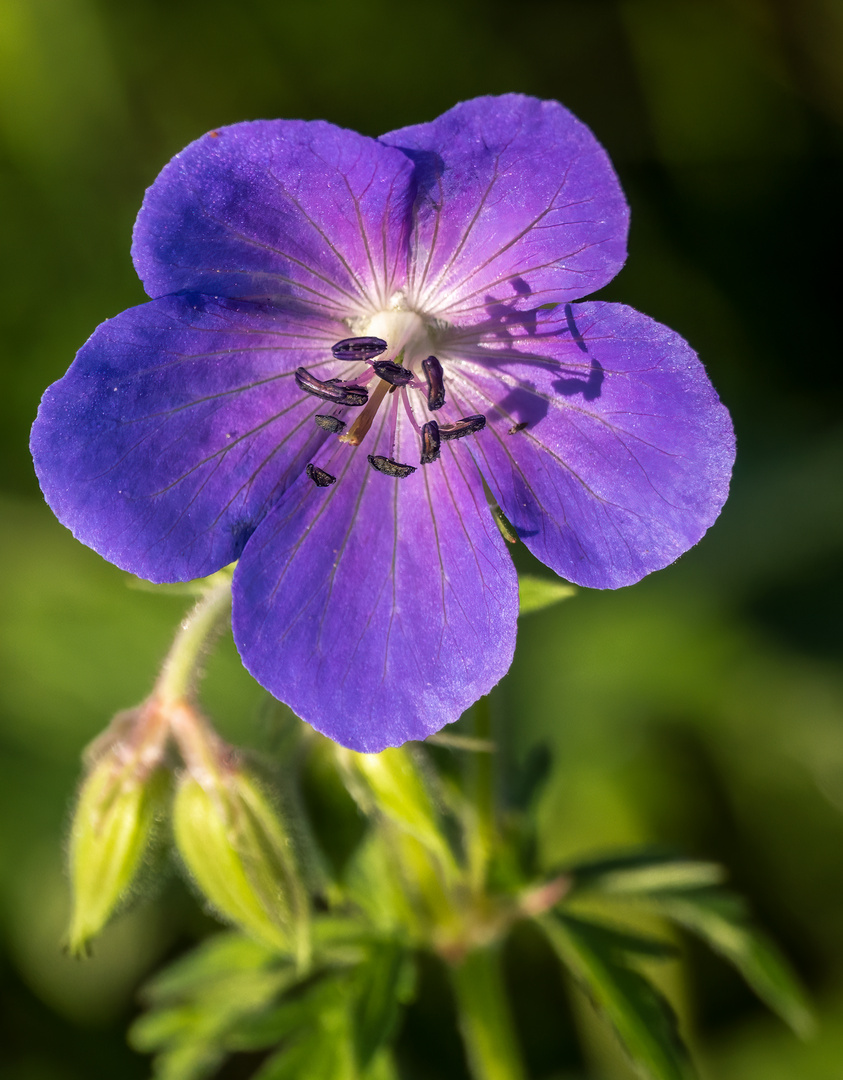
[360,302,435,375]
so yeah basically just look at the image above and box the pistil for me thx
[339,377,392,446]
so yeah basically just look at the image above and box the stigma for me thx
[297,312,487,491]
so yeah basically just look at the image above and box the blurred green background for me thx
[1,0,842,1077]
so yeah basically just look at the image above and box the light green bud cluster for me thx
[69,692,309,966]
[337,746,457,878]
[68,743,169,956]
[173,767,310,967]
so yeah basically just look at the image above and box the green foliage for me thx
[351,939,416,1070]
[542,912,693,1080]
[562,849,814,1039]
[131,929,412,1080]
[645,890,814,1038]
[130,933,297,1080]
[518,574,577,617]
[68,756,169,955]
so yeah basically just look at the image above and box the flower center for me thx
[293,301,487,487]
[337,309,433,448]
[362,308,434,372]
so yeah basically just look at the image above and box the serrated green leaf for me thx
[130,932,301,1080]
[647,891,814,1037]
[224,971,348,1052]
[142,932,282,1005]
[566,849,726,897]
[564,918,679,961]
[518,574,576,616]
[253,997,356,1080]
[353,941,415,1068]
[541,913,694,1080]
[563,850,814,1038]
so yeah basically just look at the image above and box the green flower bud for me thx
[337,747,457,878]
[173,769,309,965]
[68,751,169,956]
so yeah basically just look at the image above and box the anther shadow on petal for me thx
[482,278,542,342]
[549,304,603,399]
[563,302,589,353]
[552,357,604,401]
[494,382,549,430]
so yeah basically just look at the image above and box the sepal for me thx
[172,767,310,964]
[67,748,170,955]
[335,746,457,878]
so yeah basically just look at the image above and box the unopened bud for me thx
[338,747,456,877]
[173,769,309,965]
[68,750,169,956]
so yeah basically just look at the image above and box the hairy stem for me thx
[467,695,495,891]
[449,945,527,1080]
[155,569,234,704]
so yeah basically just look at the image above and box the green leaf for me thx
[562,850,814,1037]
[130,932,299,1080]
[518,574,576,616]
[646,890,815,1037]
[224,971,348,1052]
[541,913,694,1080]
[352,941,415,1068]
[565,918,679,962]
[142,932,283,1005]
[253,995,357,1080]
[567,849,726,897]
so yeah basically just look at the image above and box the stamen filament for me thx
[340,378,392,446]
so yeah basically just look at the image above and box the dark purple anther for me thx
[367,454,416,478]
[420,421,441,465]
[295,366,368,407]
[439,414,487,441]
[314,414,346,434]
[373,359,413,386]
[331,336,388,361]
[306,463,337,487]
[422,355,445,411]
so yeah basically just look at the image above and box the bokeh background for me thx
[1,0,842,1077]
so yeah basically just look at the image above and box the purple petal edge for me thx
[132,119,416,316]
[232,407,518,751]
[448,301,735,589]
[381,94,629,322]
[31,293,346,583]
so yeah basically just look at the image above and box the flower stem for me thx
[155,569,233,705]
[467,695,495,890]
[449,945,527,1080]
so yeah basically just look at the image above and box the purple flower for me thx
[31,95,734,752]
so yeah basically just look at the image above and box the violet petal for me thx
[448,301,735,588]
[31,294,347,582]
[232,408,518,751]
[132,120,416,315]
[381,94,628,323]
